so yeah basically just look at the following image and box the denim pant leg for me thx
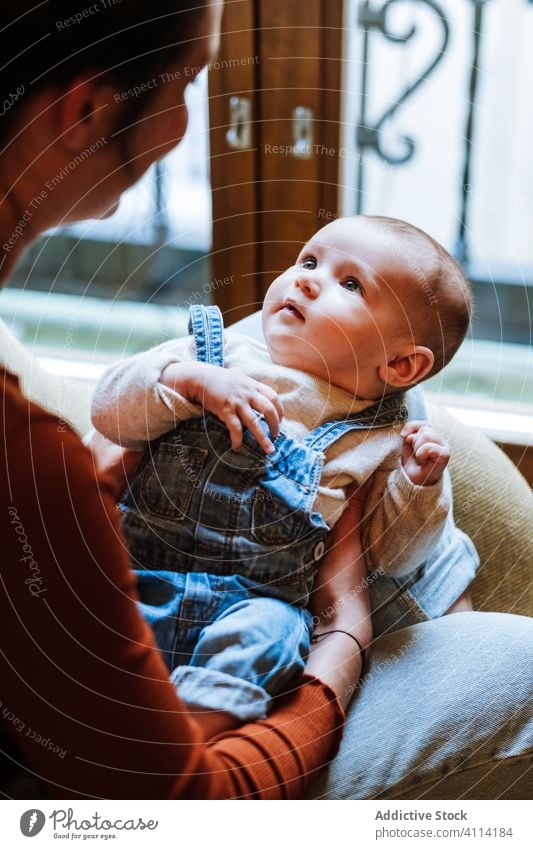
[310,612,533,799]
[171,596,313,722]
[369,516,480,636]
[134,570,192,669]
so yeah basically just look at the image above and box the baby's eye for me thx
[301,256,317,270]
[341,277,363,294]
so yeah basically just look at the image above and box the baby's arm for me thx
[92,337,282,453]
[91,338,201,448]
[362,421,451,577]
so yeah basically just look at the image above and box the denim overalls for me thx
[120,305,478,720]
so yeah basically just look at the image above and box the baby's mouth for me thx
[282,301,305,320]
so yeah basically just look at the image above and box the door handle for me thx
[226,96,252,150]
[292,106,314,159]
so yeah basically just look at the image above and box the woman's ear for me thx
[378,345,435,389]
[55,73,115,152]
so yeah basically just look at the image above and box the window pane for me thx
[341,0,533,273]
[340,0,533,411]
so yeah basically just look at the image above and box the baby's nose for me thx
[295,273,320,297]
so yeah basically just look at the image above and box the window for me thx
[1,0,531,434]
[340,0,533,414]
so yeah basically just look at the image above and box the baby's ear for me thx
[378,346,434,389]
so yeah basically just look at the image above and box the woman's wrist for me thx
[312,629,366,669]
[305,629,366,710]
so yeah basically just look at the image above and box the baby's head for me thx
[262,215,471,400]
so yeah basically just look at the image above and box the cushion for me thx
[0,317,92,436]
[427,402,532,617]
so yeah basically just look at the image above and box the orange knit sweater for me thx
[0,370,344,798]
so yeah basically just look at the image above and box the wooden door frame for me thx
[208,0,344,321]
[207,0,260,322]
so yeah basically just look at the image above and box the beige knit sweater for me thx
[92,331,450,577]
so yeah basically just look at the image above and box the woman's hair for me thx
[1,1,208,145]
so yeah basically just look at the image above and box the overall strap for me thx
[304,393,408,453]
[188,305,225,367]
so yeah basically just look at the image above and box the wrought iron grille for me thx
[352,0,533,344]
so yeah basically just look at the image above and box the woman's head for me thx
[1,1,214,145]
[0,1,222,259]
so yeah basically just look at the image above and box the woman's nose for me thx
[295,273,320,298]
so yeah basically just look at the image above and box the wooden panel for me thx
[256,0,344,295]
[256,0,323,286]
[208,0,259,323]
[499,442,533,486]
[319,0,344,219]
[209,0,345,314]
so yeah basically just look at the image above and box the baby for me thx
[92,215,476,733]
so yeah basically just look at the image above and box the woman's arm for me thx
[87,431,144,499]
[306,485,373,710]
[181,675,343,799]
[1,377,344,799]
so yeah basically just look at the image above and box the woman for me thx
[1,1,531,800]
[0,0,369,799]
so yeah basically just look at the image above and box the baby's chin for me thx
[263,335,284,365]
[264,342,320,380]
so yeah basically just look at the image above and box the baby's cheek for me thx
[264,277,284,302]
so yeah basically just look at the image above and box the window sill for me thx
[426,392,533,448]
[37,354,533,450]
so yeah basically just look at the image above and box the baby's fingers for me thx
[240,406,275,454]
[414,432,447,457]
[400,420,430,439]
[406,426,447,455]
[223,414,244,453]
[256,383,284,422]
[414,442,450,466]
[252,393,281,440]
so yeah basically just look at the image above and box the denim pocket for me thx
[140,443,208,521]
[251,487,306,546]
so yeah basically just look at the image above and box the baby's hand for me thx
[191,364,283,453]
[400,420,450,487]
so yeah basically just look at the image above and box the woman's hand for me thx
[87,430,143,499]
[305,481,373,710]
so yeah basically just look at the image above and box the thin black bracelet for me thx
[311,629,366,669]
